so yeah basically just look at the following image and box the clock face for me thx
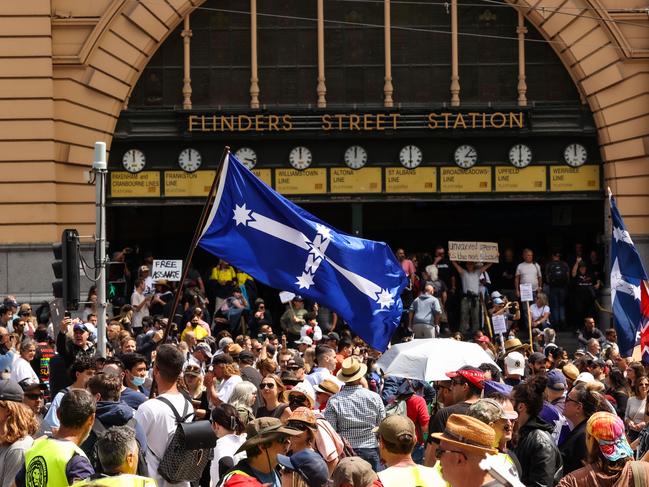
[122,149,146,173]
[454,144,478,169]
[508,144,532,168]
[289,146,312,170]
[235,147,258,169]
[178,148,202,173]
[399,145,422,169]
[344,145,368,170]
[563,143,587,167]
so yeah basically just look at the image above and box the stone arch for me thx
[57,0,649,234]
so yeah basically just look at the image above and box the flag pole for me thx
[161,146,230,343]
[150,146,229,398]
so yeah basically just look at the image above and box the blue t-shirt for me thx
[120,387,148,410]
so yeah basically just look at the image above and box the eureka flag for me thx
[609,191,649,357]
[198,154,408,351]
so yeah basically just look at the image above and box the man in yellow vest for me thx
[17,389,96,486]
[73,426,157,486]
[376,415,446,487]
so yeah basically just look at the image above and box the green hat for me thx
[235,417,300,454]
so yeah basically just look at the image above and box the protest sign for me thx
[279,291,296,304]
[492,314,507,335]
[448,241,499,263]
[519,283,534,302]
[152,260,183,281]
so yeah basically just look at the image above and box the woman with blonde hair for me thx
[0,379,38,487]
[257,357,278,378]
[9,339,38,384]
[182,364,209,420]
[530,292,551,329]
[206,354,242,406]
[227,381,258,426]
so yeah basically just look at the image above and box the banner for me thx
[448,241,499,263]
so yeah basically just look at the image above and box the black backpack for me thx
[154,396,216,483]
[548,262,567,285]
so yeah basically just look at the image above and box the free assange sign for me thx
[152,260,183,282]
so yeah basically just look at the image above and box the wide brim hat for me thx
[235,417,300,454]
[504,338,530,354]
[336,356,367,383]
[431,413,498,455]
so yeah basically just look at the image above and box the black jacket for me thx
[514,416,563,487]
[559,420,587,475]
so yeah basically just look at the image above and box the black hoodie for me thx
[514,415,563,487]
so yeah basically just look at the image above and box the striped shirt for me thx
[324,385,386,449]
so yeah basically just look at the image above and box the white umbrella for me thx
[376,338,499,382]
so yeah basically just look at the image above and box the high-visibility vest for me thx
[73,473,158,486]
[24,437,88,487]
[379,464,447,487]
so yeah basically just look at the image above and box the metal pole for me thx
[93,142,108,357]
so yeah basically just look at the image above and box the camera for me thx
[258,333,269,342]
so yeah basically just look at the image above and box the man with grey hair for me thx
[74,426,157,486]
[408,284,442,338]
[585,338,601,360]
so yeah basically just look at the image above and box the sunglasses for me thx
[287,421,310,431]
[254,347,263,352]
[436,448,467,460]
[260,383,275,389]
[25,393,44,400]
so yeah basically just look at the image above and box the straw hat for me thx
[431,414,498,455]
[336,357,367,383]
[314,378,341,396]
[504,338,530,355]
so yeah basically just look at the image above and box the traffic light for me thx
[51,229,80,310]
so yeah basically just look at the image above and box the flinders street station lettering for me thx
[188,111,525,133]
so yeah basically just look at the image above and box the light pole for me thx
[93,141,108,357]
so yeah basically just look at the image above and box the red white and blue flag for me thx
[609,190,649,358]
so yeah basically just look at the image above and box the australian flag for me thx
[609,191,649,358]
[198,153,408,351]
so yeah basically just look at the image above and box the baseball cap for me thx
[292,295,304,302]
[546,369,567,391]
[326,332,340,342]
[528,352,546,364]
[376,415,416,447]
[0,379,24,402]
[587,412,634,462]
[195,342,213,359]
[575,372,595,384]
[490,291,503,299]
[288,355,305,369]
[446,366,485,390]
[332,457,377,487]
[493,297,504,305]
[294,336,313,346]
[73,323,89,333]
[277,449,329,487]
[504,351,526,376]
[477,335,490,343]
[238,351,255,363]
[19,379,48,392]
[469,398,518,423]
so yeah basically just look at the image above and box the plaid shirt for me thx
[324,384,386,449]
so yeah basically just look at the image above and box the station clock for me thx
[235,147,258,169]
[178,148,202,173]
[563,143,587,167]
[289,146,312,170]
[508,144,532,168]
[344,145,368,170]
[122,149,146,173]
[399,145,422,169]
[454,144,478,169]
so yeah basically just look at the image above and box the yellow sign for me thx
[495,166,546,192]
[550,166,600,191]
[111,171,160,198]
[275,168,326,195]
[385,167,437,193]
[330,168,381,193]
[164,171,215,197]
[252,168,272,187]
[440,167,491,193]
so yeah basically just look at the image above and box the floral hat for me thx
[586,412,633,462]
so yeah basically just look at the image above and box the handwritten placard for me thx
[152,260,183,281]
[448,241,499,263]
[519,283,534,302]
[492,314,507,335]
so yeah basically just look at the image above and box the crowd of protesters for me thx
[0,242,648,486]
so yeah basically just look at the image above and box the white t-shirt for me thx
[530,304,550,323]
[10,357,38,384]
[516,262,542,291]
[210,433,247,487]
[131,290,149,329]
[134,391,195,487]
[217,375,242,403]
[460,269,481,295]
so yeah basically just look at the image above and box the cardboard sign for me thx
[519,283,534,302]
[492,314,507,335]
[448,241,499,263]
[279,291,296,304]
[152,260,183,281]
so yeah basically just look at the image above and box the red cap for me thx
[446,367,485,390]
[477,336,490,343]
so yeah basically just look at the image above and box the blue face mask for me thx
[132,376,146,387]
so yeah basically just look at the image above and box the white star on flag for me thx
[376,289,395,309]
[232,204,254,226]
[296,271,315,289]
[613,226,634,245]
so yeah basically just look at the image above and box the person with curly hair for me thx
[0,380,38,487]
